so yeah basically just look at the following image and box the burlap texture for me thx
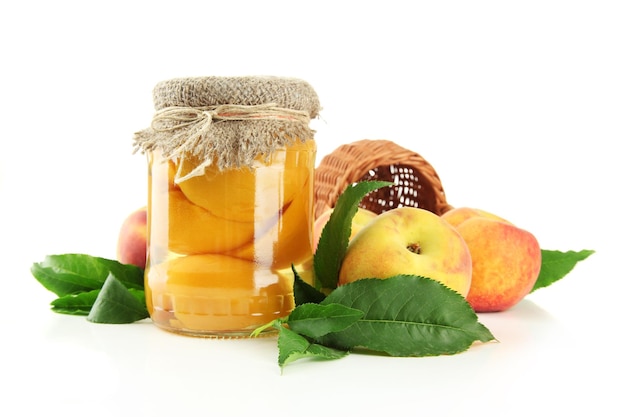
[152,76,321,116]
[133,76,320,179]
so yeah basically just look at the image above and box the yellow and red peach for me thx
[339,207,473,297]
[116,207,148,269]
[441,207,542,312]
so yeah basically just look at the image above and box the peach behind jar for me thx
[133,76,320,338]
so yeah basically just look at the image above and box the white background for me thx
[1,1,624,416]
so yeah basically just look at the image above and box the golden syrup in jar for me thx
[144,139,316,337]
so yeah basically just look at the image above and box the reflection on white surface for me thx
[3,287,620,416]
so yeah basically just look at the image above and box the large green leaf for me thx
[313,181,391,290]
[287,303,364,338]
[86,274,149,324]
[317,275,495,356]
[531,249,595,293]
[51,289,101,315]
[31,253,144,297]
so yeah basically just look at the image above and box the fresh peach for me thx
[339,207,472,297]
[441,207,542,312]
[441,207,511,228]
[116,207,148,269]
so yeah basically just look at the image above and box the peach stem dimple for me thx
[407,243,421,254]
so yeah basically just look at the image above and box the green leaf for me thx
[292,265,326,306]
[31,253,144,297]
[313,181,392,290]
[286,303,364,338]
[317,275,495,357]
[87,274,149,324]
[276,325,349,370]
[51,289,100,315]
[531,249,595,293]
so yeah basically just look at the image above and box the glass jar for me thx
[134,76,320,337]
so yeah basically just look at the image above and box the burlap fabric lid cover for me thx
[134,76,321,181]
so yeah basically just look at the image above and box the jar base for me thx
[148,306,282,339]
[151,321,277,339]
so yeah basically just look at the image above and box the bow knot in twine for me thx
[133,103,314,183]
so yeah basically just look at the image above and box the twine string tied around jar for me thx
[133,103,314,183]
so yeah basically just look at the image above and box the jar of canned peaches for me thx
[133,76,319,337]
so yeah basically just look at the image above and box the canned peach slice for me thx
[175,141,313,225]
[167,189,254,255]
[176,157,276,223]
[226,176,314,269]
[163,254,294,331]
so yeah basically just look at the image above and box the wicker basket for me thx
[314,139,453,219]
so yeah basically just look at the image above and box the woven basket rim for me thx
[314,139,452,218]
